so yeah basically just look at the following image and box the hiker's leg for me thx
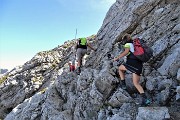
[119,65,127,80]
[77,58,82,67]
[118,65,127,89]
[132,73,144,94]
[133,73,151,106]
[80,49,87,66]
[77,48,82,67]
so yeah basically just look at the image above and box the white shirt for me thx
[124,43,134,53]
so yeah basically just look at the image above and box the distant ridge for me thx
[0,68,8,74]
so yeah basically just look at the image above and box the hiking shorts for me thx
[77,48,87,61]
[123,59,143,76]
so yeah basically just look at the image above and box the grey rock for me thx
[98,109,106,120]
[157,89,170,105]
[1,0,180,119]
[109,112,132,120]
[158,47,180,77]
[158,79,172,91]
[177,68,180,82]
[94,70,117,99]
[5,93,45,120]
[108,88,131,107]
[146,77,157,91]
[136,107,170,120]
[176,86,180,93]
[172,23,180,32]
[176,86,180,102]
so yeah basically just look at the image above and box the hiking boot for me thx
[76,67,81,75]
[121,83,127,90]
[141,98,151,106]
[120,80,127,90]
[111,80,120,86]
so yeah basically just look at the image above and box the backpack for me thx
[79,38,87,45]
[133,38,153,62]
[77,38,87,49]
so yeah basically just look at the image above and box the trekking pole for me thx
[75,28,77,40]
[74,28,78,63]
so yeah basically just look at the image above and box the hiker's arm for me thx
[114,48,130,61]
[87,43,96,51]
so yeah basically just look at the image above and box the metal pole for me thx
[75,28,77,39]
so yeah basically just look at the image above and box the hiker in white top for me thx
[113,33,151,106]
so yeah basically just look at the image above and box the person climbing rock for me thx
[68,60,75,72]
[75,37,96,74]
[113,33,151,106]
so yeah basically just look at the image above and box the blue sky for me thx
[0,0,115,70]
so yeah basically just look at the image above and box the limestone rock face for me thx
[1,0,180,120]
[136,107,170,120]
[0,40,77,119]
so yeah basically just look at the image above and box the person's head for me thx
[68,61,72,66]
[121,34,132,45]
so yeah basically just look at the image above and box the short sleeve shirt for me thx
[124,43,134,53]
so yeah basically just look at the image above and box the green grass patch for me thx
[0,75,9,85]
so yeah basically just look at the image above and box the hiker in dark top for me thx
[113,34,150,106]
[76,37,96,74]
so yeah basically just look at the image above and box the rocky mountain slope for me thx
[0,0,180,120]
